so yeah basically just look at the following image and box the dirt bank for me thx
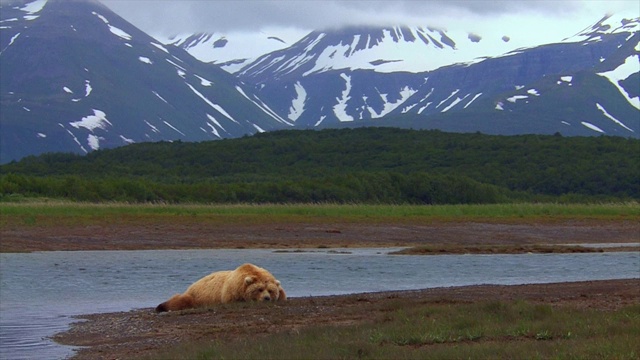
[2,219,639,252]
[53,279,640,360]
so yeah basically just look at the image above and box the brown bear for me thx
[156,263,286,312]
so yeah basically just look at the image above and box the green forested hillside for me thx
[1,128,638,204]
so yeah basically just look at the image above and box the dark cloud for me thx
[100,0,635,36]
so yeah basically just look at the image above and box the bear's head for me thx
[243,276,282,302]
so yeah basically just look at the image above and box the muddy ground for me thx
[2,219,639,252]
[54,279,640,360]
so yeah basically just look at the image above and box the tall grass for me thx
[151,301,640,360]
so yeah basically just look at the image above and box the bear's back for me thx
[186,270,233,302]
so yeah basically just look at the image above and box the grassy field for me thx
[1,201,639,227]
[151,300,640,360]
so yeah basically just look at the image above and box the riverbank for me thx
[53,279,640,360]
[2,217,639,253]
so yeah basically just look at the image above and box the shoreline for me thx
[2,219,639,253]
[3,217,638,358]
[53,279,640,360]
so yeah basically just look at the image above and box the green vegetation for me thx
[2,202,638,227]
[1,128,638,204]
[151,301,640,360]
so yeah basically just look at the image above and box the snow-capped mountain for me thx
[1,0,638,163]
[563,12,640,43]
[236,25,522,83]
[159,29,302,73]
[238,14,639,137]
[0,0,291,163]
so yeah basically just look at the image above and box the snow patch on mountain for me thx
[301,27,486,75]
[159,29,304,73]
[150,42,169,54]
[60,124,87,153]
[87,134,102,150]
[119,135,135,144]
[239,25,547,79]
[195,74,213,86]
[185,82,237,123]
[565,14,640,43]
[597,54,640,110]
[370,86,417,118]
[69,109,111,132]
[84,80,92,97]
[596,103,634,132]
[206,114,225,136]
[2,33,20,53]
[235,86,292,125]
[138,56,152,64]
[152,90,168,104]
[507,95,528,103]
[288,81,307,121]
[163,120,186,136]
[441,93,470,112]
[436,90,461,109]
[92,11,132,41]
[165,58,186,71]
[205,122,220,137]
[20,0,47,14]
[333,73,353,122]
[464,93,483,108]
[581,121,605,133]
[144,120,160,134]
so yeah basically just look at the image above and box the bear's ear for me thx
[278,287,287,301]
[275,280,281,286]
[244,276,256,285]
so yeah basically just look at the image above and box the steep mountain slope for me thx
[0,0,291,163]
[238,15,639,137]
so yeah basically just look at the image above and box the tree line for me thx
[1,128,638,204]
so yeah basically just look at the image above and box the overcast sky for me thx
[102,0,639,44]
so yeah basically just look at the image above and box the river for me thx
[1,248,639,359]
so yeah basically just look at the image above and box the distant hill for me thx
[2,128,638,203]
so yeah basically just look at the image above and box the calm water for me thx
[1,248,639,360]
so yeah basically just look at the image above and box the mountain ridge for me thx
[1,0,638,163]
[232,14,639,136]
[0,0,291,163]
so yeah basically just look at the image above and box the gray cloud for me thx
[101,0,635,36]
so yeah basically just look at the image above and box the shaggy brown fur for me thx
[156,263,286,312]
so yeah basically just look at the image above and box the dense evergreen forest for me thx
[1,128,638,204]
